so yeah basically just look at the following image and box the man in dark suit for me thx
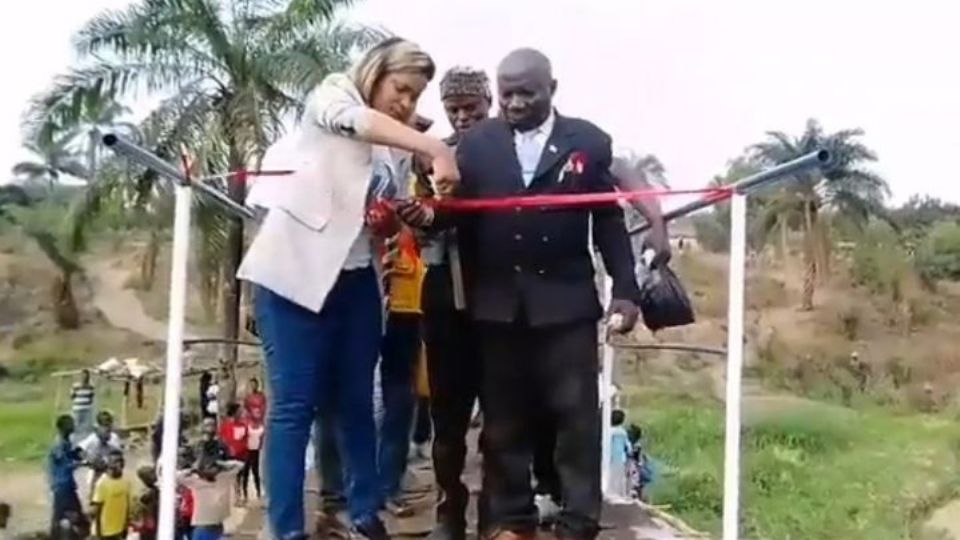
[417,66,492,540]
[401,48,650,540]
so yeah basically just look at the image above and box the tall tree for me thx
[751,118,890,310]
[3,200,84,329]
[26,0,382,391]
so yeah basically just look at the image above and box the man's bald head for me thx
[497,48,557,131]
[497,48,553,80]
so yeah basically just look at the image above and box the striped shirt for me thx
[71,383,95,412]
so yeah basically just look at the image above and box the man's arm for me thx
[591,137,642,305]
[608,158,670,264]
[90,479,104,532]
[124,482,132,534]
[397,135,477,230]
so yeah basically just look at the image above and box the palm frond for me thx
[257,22,385,101]
[264,0,359,39]
[12,162,49,178]
[58,160,92,180]
[24,60,215,143]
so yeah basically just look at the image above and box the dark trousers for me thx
[51,486,86,538]
[413,397,432,445]
[255,268,383,537]
[533,420,562,504]
[478,318,600,540]
[378,312,423,499]
[422,266,481,527]
[241,449,261,499]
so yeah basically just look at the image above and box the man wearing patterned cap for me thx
[417,66,491,540]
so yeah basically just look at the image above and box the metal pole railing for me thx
[100,133,257,221]
[629,149,831,235]
[611,342,727,356]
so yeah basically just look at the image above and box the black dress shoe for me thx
[351,516,389,540]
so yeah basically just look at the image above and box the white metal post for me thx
[600,274,615,496]
[157,184,193,540]
[722,192,748,540]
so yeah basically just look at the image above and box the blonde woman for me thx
[238,37,456,540]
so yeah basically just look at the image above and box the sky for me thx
[2,0,959,205]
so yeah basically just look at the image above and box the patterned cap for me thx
[439,66,491,100]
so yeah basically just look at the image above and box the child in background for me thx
[49,415,89,538]
[243,378,267,422]
[244,415,265,501]
[178,456,244,540]
[134,466,159,540]
[196,417,229,463]
[626,423,654,502]
[218,403,250,504]
[205,375,220,419]
[90,449,131,540]
[608,409,632,499]
[79,411,123,502]
[175,447,196,540]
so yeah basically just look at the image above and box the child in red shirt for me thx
[218,403,249,504]
[243,378,267,423]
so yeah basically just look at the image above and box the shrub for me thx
[692,213,729,253]
[839,307,861,341]
[885,356,912,389]
[915,220,960,282]
[851,222,911,298]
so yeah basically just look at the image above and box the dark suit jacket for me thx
[446,114,641,327]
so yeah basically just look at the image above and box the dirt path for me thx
[924,500,960,540]
[82,255,199,342]
[0,467,51,535]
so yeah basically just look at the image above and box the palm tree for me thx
[26,0,383,384]
[3,200,84,329]
[750,118,890,310]
[705,156,774,253]
[12,134,88,190]
[31,94,139,183]
[616,150,669,188]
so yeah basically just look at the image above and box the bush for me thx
[692,213,729,252]
[885,356,912,389]
[839,307,861,341]
[851,222,911,298]
[915,220,960,282]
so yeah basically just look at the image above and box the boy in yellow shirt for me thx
[90,449,130,540]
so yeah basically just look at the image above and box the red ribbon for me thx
[427,187,733,212]
[199,168,734,212]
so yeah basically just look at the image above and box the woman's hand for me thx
[429,143,460,197]
[366,199,401,237]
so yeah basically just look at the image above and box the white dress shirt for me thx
[514,111,556,186]
[342,145,412,270]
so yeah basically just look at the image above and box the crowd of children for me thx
[33,368,661,539]
[39,374,268,540]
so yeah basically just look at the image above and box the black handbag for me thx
[638,264,695,331]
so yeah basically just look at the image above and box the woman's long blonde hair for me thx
[349,37,436,104]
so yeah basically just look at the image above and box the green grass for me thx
[0,379,159,466]
[633,391,960,539]
[0,382,55,463]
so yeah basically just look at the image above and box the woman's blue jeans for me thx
[255,268,383,537]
